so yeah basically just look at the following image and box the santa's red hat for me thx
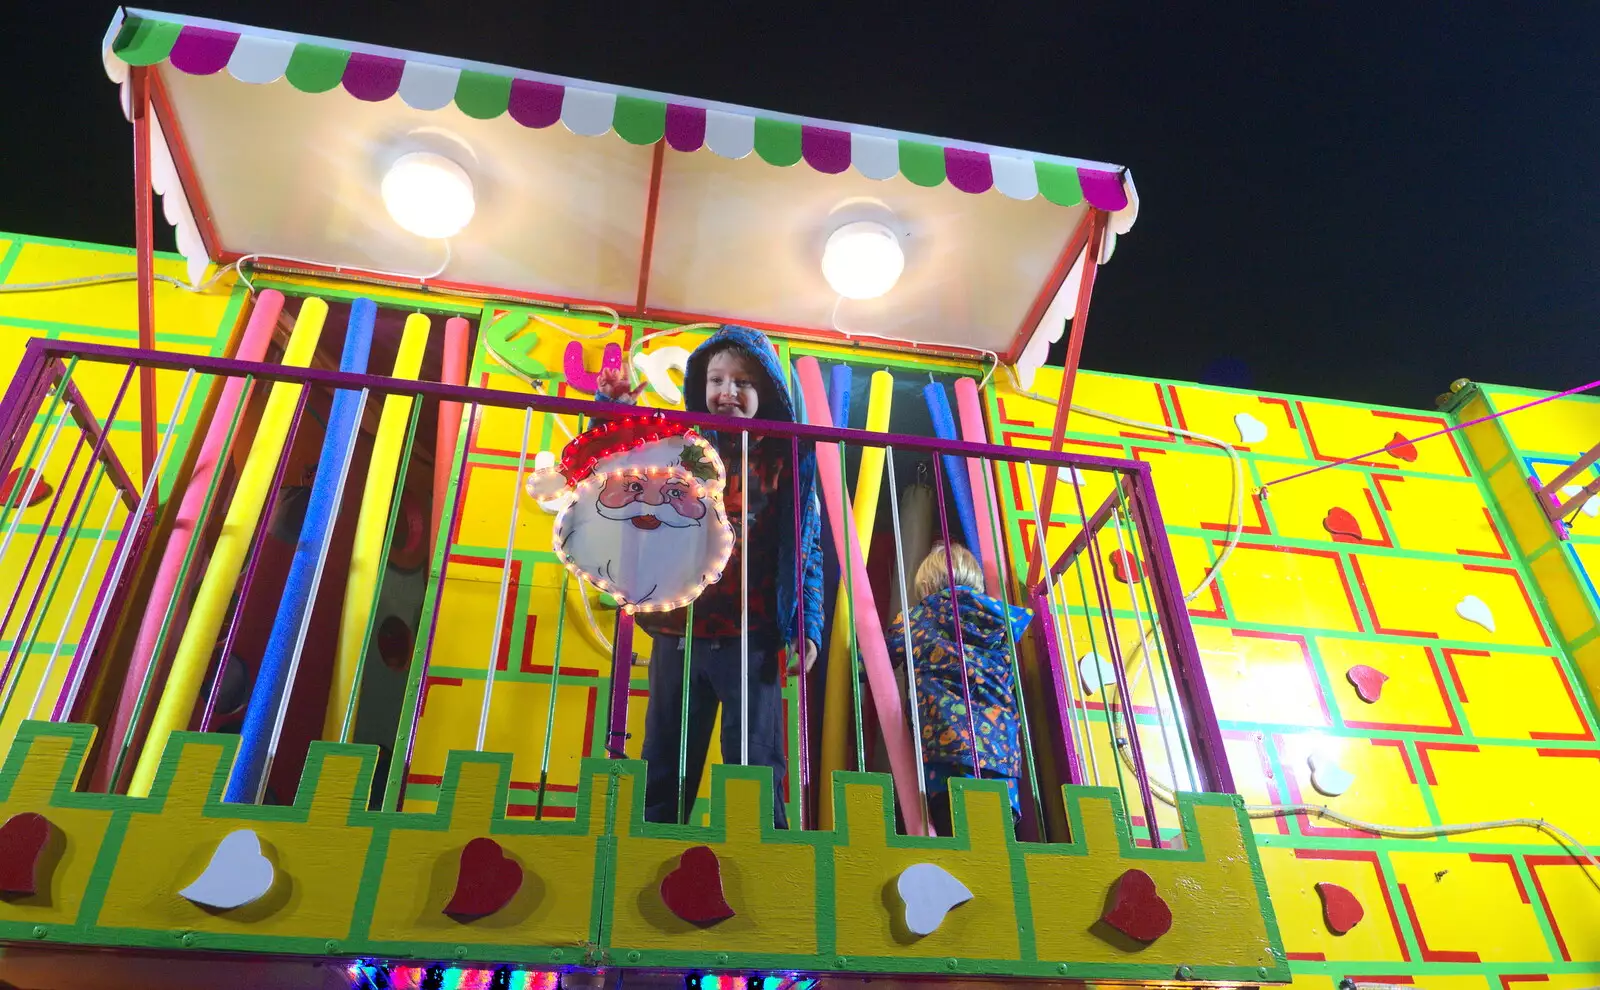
[525,412,718,498]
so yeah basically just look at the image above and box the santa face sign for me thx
[529,416,733,612]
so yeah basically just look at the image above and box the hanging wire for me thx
[478,407,534,752]
[884,448,931,831]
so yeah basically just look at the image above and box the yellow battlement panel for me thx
[0,723,1286,982]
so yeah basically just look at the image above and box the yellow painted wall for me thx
[0,232,245,752]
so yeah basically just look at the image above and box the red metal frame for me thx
[635,141,666,315]
[1026,210,1107,586]
[1001,210,1096,366]
[130,66,159,484]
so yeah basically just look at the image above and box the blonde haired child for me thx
[890,542,1031,835]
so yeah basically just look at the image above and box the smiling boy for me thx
[594,326,823,827]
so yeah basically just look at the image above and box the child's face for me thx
[704,350,762,419]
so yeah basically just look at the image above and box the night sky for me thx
[2,4,1594,408]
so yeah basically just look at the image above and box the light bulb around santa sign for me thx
[526,414,734,613]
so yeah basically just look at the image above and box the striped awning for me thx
[101,9,1136,370]
[106,13,1134,215]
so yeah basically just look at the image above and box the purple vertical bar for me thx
[0,420,90,663]
[1129,466,1235,794]
[929,456,981,778]
[394,402,476,804]
[1071,472,1162,847]
[0,346,50,482]
[199,388,310,732]
[1037,486,1121,595]
[791,435,810,828]
[0,366,136,693]
[1030,589,1082,787]
[59,376,141,513]
[605,611,635,758]
[58,502,158,723]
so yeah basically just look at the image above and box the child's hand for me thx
[788,639,819,676]
[594,367,645,402]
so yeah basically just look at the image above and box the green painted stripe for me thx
[284,43,350,94]
[1035,161,1085,207]
[613,95,666,145]
[0,240,23,283]
[898,140,946,187]
[753,118,802,167]
[455,69,513,120]
[111,15,180,65]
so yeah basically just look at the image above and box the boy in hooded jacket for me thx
[594,326,824,828]
[889,542,1032,836]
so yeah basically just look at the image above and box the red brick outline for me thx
[1462,562,1554,648]
[1342,646,1463,736]
[1524,855,1590,961]
[1292,848,1412,960]
[1397,882,1480,962]
[1413,741,1479,785]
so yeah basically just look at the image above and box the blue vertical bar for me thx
[922,382,981,558]
[226,299,376,802]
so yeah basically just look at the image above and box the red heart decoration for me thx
[660,845,734,926]
[1346,664,1388,704]
[444,837,523,918]
[1316,881,1364,935]
[1322,507,1363,543]
[1388,432,1419,463]
[0,469,51,508]
[0,812,52,897]
[1102,868,1171,943]
[1108,549,1142,584]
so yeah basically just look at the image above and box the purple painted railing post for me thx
[1128,465,1234,794]
[606,611,636,758]
[1030,589,1082,788]
[0,345,52,489]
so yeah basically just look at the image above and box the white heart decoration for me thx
[531,451,564,514]
[1307,754,1355,798]
[180,829,276,910]
[897,862,973,936]
[633,346,692,405]
[1078,652,1119,696]
[1560,485,1600,518]
[1455,595,1496,633]
[1234,412,1269,444]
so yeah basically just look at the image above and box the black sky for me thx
[2,4,1595,408]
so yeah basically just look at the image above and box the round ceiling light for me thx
[821,220,904,300]
[381,152,475,239]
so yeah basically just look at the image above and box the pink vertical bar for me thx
[101,290,283,783]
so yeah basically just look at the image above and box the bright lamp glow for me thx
[821,220,904,300]
[382,152,475,239]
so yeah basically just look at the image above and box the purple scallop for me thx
[944,147,994,194]
[1078,168,1130,211]
[168,26,239,76]
[508,78,564,129]
[664,104,707,152]
[801,125,851,174]
[342,52,405,102]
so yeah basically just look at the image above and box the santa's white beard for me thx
[557,493,725,608]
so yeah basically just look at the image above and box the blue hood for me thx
[682,325,796,424]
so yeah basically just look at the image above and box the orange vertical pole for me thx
[130,66,158,482]
[1026,209,1106,588]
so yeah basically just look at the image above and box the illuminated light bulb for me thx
[382,152,476,239]
[821,220,904,300]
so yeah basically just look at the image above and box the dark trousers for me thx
[641,635,789,828]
